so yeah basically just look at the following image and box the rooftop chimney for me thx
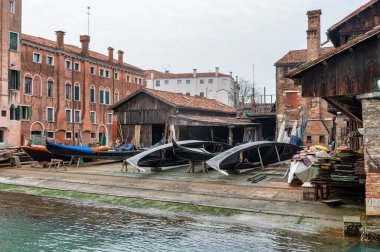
[215,67,219,77]
[193,69,197,78]
[80,35,90,56]
[306,10,322,61]
[108,47,114,63]
[117,50,124,64]
[55,31,65,49]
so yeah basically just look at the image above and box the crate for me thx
[302,182,315,200]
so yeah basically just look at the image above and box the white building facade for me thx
[146,68,238,107]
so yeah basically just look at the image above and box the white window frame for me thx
[74,62,80,72]
[65,108,72,123]
[9,31,19,51]
[24,76,33,96]
[74,109,81,123]
[46,107,55,122]
[74,83,80,101]
[9,0,15,14]
[47,80,54,98]
[186,80,191,84]
[105,70,110,78]
[126,75,130,82]
[19,105,31,121]
[104,89,111,105]
[114,72,119,80]
[90,66,96,75]
[65,60,72,70]
[208,79,213,84]
[65,131,72,140]
[90,85,96,103]
[46,55,54,66]
[99,68,105,77]
[107,113,113,125]
[164,80,169,84]
[65,83,72,101]
[177,80,182,84]
[33,52,42,64]
[90,111,96,124]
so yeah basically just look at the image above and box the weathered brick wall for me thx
[362,98,380,216]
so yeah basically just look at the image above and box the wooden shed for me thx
[109,89,257,147]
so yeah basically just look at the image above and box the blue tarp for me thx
[289,135,303,147]
[114,143,135,151]
[50,142,95,154]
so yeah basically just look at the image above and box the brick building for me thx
[1,0,145,147]
[275,10,334,147]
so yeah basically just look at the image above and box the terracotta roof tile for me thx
[110,88,237,114]
[275,47,334,66]
[21,34,143,72]
[144,70,232,79]
[328,0,378,31]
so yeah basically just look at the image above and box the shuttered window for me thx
[285,92,298,110]
[9,70,20,90]
[90,87,95,103]
[9,32,18,51]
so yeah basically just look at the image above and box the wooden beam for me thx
[323,97,362,125]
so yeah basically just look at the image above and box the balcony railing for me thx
[252,103,276,115]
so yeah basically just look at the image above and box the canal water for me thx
[0,192,377,252]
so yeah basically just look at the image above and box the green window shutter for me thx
[105,91,110,104]
[28,107,32,120]
[90,89,95,102]
[9,32,18,51]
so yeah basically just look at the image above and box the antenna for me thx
[87,6,91,36]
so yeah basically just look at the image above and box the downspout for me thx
[71,58,75,145]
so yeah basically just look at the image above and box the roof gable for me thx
[275,47,334,66]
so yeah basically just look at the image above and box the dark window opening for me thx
[9,70,20,90]
[306,135,312,143]
[319,135,326,143]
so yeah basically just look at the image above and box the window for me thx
[105,70,110,78]
[186,92,190,96]
[177,80,182,84]
[46,56,54,66]
[164,80,169,84]
[208,79,213,84]
[105,89,110,105]
[74,84,80,101]
[9,32,18,51]
[47,131,55,139]
[222,79,227,85]
[319,135,326,143]
[65,131,72,140]
[99,69,104,77]
[306,135,312,143]
[90,111,96,124]
[90,66,95,75]
[24,77,32,95]
[9,1,15,14]
[200,92,204,97]
[74,62,80,72]
[107,113,113,124]
[114,72,119,80]
[33,53,41,63]
[47,80,54,98]
[75,132,80,139]
[10,105,17,120]
[99,89,104,104]
[65,83,72,100]
[8,70,20,90]
[114,91,119,103]
[90,86,95,103]
[46,107,54,122]
[91,132,96,139]
[200,79,204,84]
[0,130,3,143]
[65,60,72,70]
[1,111,6,117]
[156,80,160,87]
[186,80,191,84]
[19,106,31,120]
[126,75,130,82]
[135,78,142,85]
[285,92,298,110]
[74,110,81,123]
[65,109,72,123]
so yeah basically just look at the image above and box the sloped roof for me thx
[328,0,378,32]
[288,25,380,78]
[21,34,143,72]
[110,88,237,114]
[275,47,334,66]
[145,70,232,79]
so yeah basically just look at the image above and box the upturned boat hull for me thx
[172,140,232,162]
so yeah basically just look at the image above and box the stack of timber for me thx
[354,154,365,177]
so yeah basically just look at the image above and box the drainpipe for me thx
[71,58,75,145]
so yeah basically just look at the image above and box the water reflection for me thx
[0,192,369,252]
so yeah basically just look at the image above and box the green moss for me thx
[0,183,243,216]
[296,216,305,224]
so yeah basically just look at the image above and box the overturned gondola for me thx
[206,141,301,175]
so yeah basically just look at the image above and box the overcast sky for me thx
[23,0,368,95]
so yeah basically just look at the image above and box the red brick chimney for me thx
[80,35,90,56]
[55,31,65,49]
[108,47,114,63]
[306,10,322,61]
[117,50,124,64]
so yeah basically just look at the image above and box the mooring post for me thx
[257,147,264,170]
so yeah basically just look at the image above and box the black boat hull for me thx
[172,140,232,162]
[21,146,71,162]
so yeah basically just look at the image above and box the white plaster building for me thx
[145,68,238,107]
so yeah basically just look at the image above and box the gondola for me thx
[206,141,302,175]
[127,140,211,171]
[172,139,232,162]
[45,140,141,160]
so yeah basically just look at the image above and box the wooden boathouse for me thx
[288,0,380,233]
[109,89,257,147]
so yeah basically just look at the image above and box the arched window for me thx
[99,87,104,104]
[105,88,111,105]
[74,83,80,101]
[114,89,119,103]
[65,82,72,100]
[47,78,54,98]
[24,74,33,95]
[90,85,96,103]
